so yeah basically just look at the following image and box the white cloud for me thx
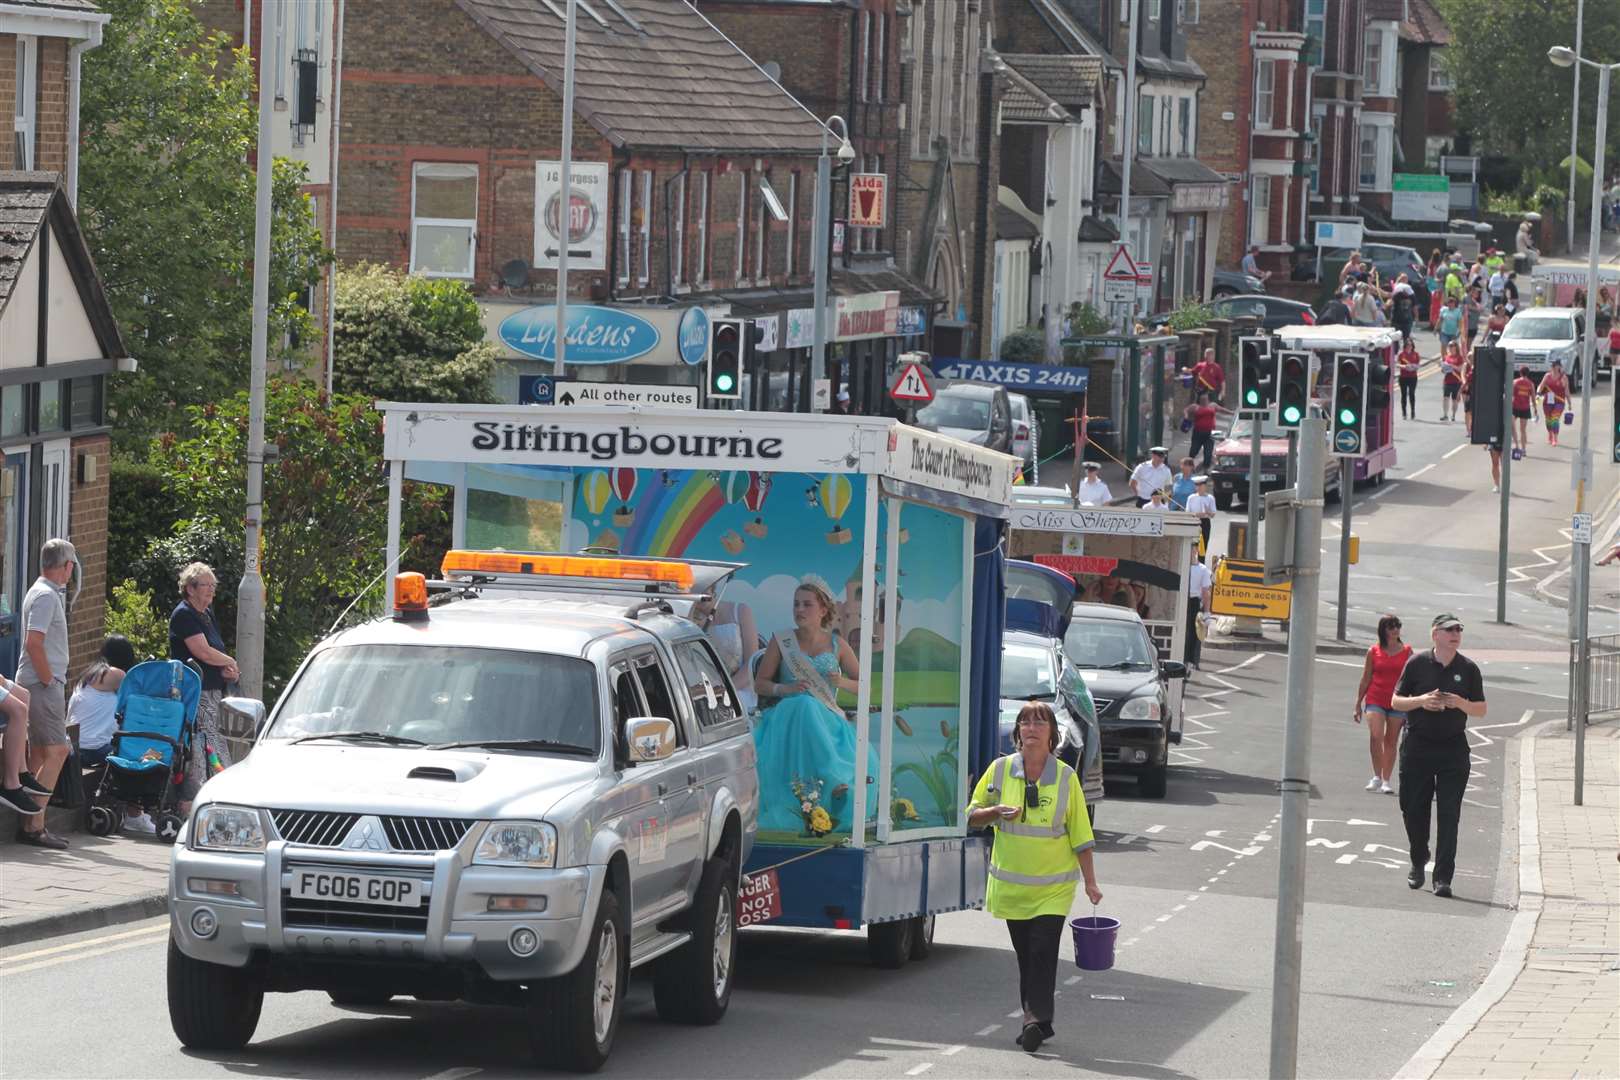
[897,585,964,646]
[715,573,802,643]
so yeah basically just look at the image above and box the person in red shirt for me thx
[1188,348,1225,402]
[1510,365,1536,454]
[1440,342,1464,422]
[1396,336,1422,418]
[1354,614,1412,794]
[1181,391,1228,471]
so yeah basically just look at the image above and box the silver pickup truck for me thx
[166,553,759,1072]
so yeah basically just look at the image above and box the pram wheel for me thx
[88,805,119,836]
[157,812,183,844]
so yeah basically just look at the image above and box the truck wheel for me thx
[653,855,737,1025]
[1214,493,1234,513]
[167,936,263,1050]
[528,891,625,1072]
[1139,764,1169,799]
[908,914,936,961]
[867,917,915,969]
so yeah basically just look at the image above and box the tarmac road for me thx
[0,640,1552,1080]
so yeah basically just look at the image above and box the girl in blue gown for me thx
[751,577,878,835]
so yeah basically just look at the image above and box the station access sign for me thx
[1209,557,1292,620]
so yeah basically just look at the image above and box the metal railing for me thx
[1571,632,1620,727]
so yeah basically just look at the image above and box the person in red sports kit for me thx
[1510,365,1535,454]
[1181,391,1228,471]
[1189,348,1225,402]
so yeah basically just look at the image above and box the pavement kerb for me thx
[0,892,169,950]
[1391,719,1561,1080]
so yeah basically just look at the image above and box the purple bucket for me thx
[1180,418,1193,433]
[1564,410,1575,425]
[1180,371,1194,388]
[1070,914,1120,971]
[1511,447,1524,461]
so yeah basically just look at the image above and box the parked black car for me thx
[1149,294,1317,335]
[1061,602,1187,798]
[1212,267,1267,298]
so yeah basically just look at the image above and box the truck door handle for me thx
[687,772,699,786]
[657,783,668,796]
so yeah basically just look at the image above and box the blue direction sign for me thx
[518,375,556,405]
[930,358,1089,393]
[1333,428,1362,455]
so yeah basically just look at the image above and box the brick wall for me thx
[0,32,74,172]
[67,434,109,679]
[0,34,13,167]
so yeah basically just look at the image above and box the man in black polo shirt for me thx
[1390,613,1487,897]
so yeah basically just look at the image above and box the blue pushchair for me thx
[84,660,201,843]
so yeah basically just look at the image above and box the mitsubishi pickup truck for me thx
[166,551,759,1073]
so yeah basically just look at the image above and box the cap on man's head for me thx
[1150,445,1168,456]
[1084,461,1101,472]
[1193,474,1210,485]
[1431,613,1464,630]
[1343,285,1357,297]
[837,389,851,402]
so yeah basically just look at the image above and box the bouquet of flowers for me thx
[791,776,836,837]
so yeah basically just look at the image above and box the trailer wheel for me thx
[867,917,915,969]
[908,915,936,961]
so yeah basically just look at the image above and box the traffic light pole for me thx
[1246,427,1262,558]
[1270,412,1325,1080]
[1336,458,1352,641]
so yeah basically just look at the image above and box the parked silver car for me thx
[166,554,759,1073]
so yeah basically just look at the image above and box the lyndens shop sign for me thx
[482,301,717,366]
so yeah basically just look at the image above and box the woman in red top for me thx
[1396,337,1422,419]
[1510,365,1536,453]
[1354,614,1412,794]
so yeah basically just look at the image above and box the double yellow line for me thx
[0,919,168,976]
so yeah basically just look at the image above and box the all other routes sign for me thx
[889,362,935,403]
[518,375,698,410]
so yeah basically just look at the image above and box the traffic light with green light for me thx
[1276,350,1311,428]
[1331,352,1367,455]
[1238,336,1277,418]
[707,318,743,399]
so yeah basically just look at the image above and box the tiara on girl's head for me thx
[798,573,834,598]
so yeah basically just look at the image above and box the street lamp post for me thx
[811,116,855,413]
[1547,43,1614,805]
[1566,0,1585,254]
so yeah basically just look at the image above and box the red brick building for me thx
[1307,0,1367,222]
[1,0,127,680]
[1184,0,1308,273]
[290,0,832,403]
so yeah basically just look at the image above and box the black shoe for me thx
[15,827,68,849]
[16,771,49,797]
[1019,1022,1045,1054]
[1039,1021,1055,1039]
[1407,867,1425,890]
[1433,880,1452,898]
[0,786,43,815]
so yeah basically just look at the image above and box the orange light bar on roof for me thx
[439,550,696,591]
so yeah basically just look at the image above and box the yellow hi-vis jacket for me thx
[969,753,1095,920]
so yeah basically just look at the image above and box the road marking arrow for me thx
[1191,840,1264,856]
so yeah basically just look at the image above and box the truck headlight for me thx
[474,822,557,868]
[192,804,267,852]
[1118,696,1161,722]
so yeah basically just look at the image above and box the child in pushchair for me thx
[84,659,202,843]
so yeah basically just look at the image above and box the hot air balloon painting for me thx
[580,470,613,520]
[719,470,751,506]
[610,468,639,527]
[593,529,621,552]
[819,474,853,545]
[743,472,771,538]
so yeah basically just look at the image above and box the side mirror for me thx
[1160,661,1189,681]
[222,696,268,739]
[625,717,677,763]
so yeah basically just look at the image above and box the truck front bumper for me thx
[170,840,604,983]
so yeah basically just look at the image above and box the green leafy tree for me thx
[997,325,1046,364]
[77,0,328,447]
[105,578,171,663]
[1435,0,1620,185]
[332,262,500,403]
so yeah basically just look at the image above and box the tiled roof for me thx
[997,204,1040,242]
[1098,159,1172,198]
[3,0,105,11]
[454,0,830,155]
[1024,0,1122,71]
[1403,0,1453,46]
[1139,156,1228,186]
[0,172,126,358]
[1139,54,1205,81]
[1000,62,1072,124]
[1002,53,1103,113]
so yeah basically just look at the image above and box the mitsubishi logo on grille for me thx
[343,816,389,852]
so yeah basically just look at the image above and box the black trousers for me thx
[1189,429,1215,469]
[1398,734,1471,882]
[1198,517,1211,552]
[1006,914,1065,1025]
[1399,377,1418,415]
[1185,597,1203,668]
